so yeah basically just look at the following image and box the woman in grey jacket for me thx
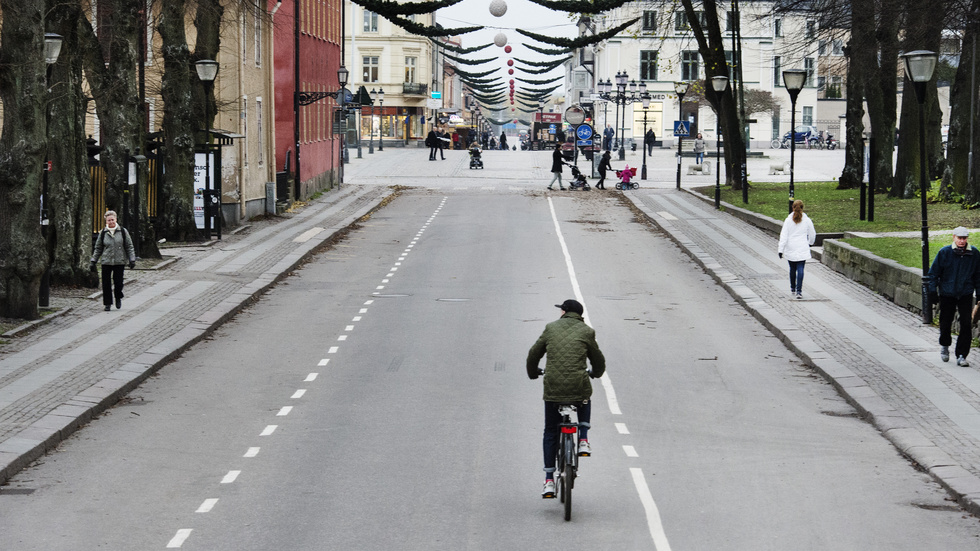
[90,210,136,311]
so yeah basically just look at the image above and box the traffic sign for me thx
[576,139,593,146]
[673,121,691,137]
[576,125,594,140]
[549,124,556,135]
[564,105,586,125]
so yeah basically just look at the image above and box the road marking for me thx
[277,406,292,416]
[616,423,630,434]
[352,316,362,321]
[221,471,241,484]
[306,372,319,380]
[292,389,306,399]
[260,425,277,436]
[623,445,639,457]
[338,335,347,341]
[196,498,219,513]
[346,325,355,331]
[329,346,339,353]
[631,468,673,550]
[364,300,374,305]
[244,447,260,458]
[167,529,192,548]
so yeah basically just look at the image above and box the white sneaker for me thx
[542,479,556,498]
[578,440,591,456]
[957,356,970,367]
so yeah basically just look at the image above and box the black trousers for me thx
[101,264,125,305]
[939,294,974,359]
[429,146,437,160]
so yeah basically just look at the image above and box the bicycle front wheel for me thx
[562,437,576,521]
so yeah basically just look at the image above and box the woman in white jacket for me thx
[778,200,816,299]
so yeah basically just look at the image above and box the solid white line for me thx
[167,529,193,548]
[630,468,673,551]
[244,447,260,458]
[277,406,292,416]
[291,389,306,399]
[602,375,623,415]
[260,425,277,436]
[623,445,639,457]
[196,498,219,513]
[221,471,240,484]
[616,423,630,434]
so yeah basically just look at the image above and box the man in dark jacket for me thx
[928,226,980,366]
[527,299,606,498]
[426,129,438,160]
[547,147,565,190]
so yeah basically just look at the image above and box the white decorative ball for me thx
[494,33,508,47]
[489,0,508,17]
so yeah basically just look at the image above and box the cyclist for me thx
[527,299,606,498]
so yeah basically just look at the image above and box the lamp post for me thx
[675,81,689,190]
[38,33,63,308]
[711,76,729,209]
[596,72,646,161]
[538,99,544,145]
[377,87,385,151]
[338,66,349,165]
[903,50,939,324]
[782,69,807,213]
[640,92,651,180]
[368,88,376,154]
[195,59,219,241]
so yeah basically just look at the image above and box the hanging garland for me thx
[473,92,507,103]
[522,0,633,13]
[432,39,494,54]
[515,75,563,85]
[351,0,464,15]
[388,15,482,37]
[513,56,572,67]
[461,76,502,85]
[515,64,563,75]
[523,43,572,56]
[516,18,638,48]
[454,67,498,79]
[442,52,497,66]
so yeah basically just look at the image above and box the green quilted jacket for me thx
[526,312,606,402]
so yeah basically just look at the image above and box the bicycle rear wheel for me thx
[562,437,576,521]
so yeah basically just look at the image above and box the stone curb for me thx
[625,191,980,517]
[0,188,393,487]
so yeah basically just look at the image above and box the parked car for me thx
[771,125,818,149]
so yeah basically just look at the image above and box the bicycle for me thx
[556,403,580,521]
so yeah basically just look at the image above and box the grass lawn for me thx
[693,181,980,269]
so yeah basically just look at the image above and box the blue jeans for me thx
[695,152,704,164]
[788,260,806,293]
[543,400,591,475]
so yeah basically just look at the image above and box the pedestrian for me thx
[645,128,656,156]
[693,133,706,164]
[90,210,136,312]
[526,299,606,498]
[499,131,508,151]
[595,150,612,190]
[426,128,438,161]
[928,227,980,366]
[436,128,447,160]
[482,131,489,149]
[548,146,565,190]
[603,124,614,151]
[777,200,816,300]
[620,163,632,189]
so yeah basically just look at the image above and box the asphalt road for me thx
[2,150,980,549]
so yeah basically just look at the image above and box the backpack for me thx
[98,227,131,253]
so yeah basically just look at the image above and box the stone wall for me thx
[821,239,926,314]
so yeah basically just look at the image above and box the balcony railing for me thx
[402,82,428,96]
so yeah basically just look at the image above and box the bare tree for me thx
[943,0,980,203]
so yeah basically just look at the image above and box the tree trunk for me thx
[0,1,47,319]
[945,2,980,203]
[838,43,865,190]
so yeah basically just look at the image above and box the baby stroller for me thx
[565,163,590,191]
[615,166,638,190]
[468,144,484,169]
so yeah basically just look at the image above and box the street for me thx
[2,147,980,549]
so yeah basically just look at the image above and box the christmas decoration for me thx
[522,0,632,13]
[494,33,508,47]
[523,43,573,55]
[515,75,563,85]
[517,18,637,47]
[489,0,508,16]
[504,45,512,53]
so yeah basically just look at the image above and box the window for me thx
[832,39,844,56]
[257,97,264,166]
[681,51,699,81]
[772,107,780,139]
[254,4,262,66]
[675,11,704,32]
[805,20,816,39]
[724,51,735,80]
[802,106,813,126]
[405,57,417,83]
[642,11,657,32]
[363,56,379,82]
[241,95,248,168]
[773,17,782,37]
[773,56,781,87]
[363,10,378,32]
[817,76,826,90]
[640,50,658,80]
[818,40,827,56]
[726,11,735,32]
[805,58,816,86]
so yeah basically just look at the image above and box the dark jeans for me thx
[543,400,591,475]
[788,260,806,293]
[429,146,437,160]
[101,264,125,305]
[939,294,974,359]
[596,172,606,189]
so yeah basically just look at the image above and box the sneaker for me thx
[578,440,591,456]
[542,479,556,498]
[941,346,950,362]
[104,305,111,311]
[796,293,802,299]
[958,356,970,367]
[547,186,553,190]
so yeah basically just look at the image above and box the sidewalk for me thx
[0,183,394,485]
[625,187,980,516]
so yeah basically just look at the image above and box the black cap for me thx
[555,299,584,315]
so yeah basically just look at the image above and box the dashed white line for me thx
[291,389,306,399]
[196,498,219,513]
[616,423,630,434]
[167,529,192,548]
[306,372,319,381]
[364,300,374,305]
[345,325,355,331]
[328,346,339,353]
[260,425,277,436]
[359,308,368,313]
[221,470,241,484]
[244,447,260,458]
[352,316,362,322]
[277,406,292,416]
[338,335,347,341]
[623,445,639,457]
[317,359,329,366]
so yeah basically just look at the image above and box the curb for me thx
[0,189,394,487]
[624,191,980,517]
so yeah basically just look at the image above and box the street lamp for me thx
[903,49,939,324]
[538,99,544,145]
[377,87,385,151]
[674,81,690,190]
[640,92,651,179]
[597,72,646,161]
[196,59,219,241]
[711,76,730,209]
[38,33,63,308]
[782,68,807,213]
[368,88,377,154]
[338,66,349,165]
